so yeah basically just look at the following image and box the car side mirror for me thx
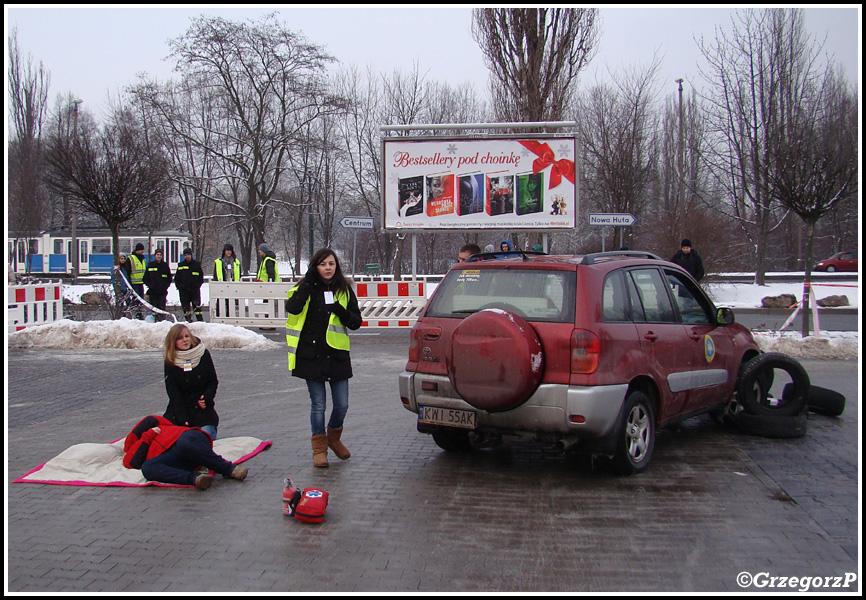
[716,307,735,325]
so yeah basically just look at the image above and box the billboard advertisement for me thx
[382,137,577,231]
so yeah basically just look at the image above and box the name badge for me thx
[323,291,335,305]
[183,360,192,372]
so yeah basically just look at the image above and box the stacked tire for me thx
[729,352,845,439]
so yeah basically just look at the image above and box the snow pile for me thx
[704,280,859,309]
[752,331,859,360]
[7,319,281,351]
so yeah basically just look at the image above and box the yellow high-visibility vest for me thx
[257,255,280,282]
[285,286,350,371]
[214,258,241,281]
[128,254,147,285]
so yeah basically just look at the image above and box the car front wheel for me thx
[610,391,655,475]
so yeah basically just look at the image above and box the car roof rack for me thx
[465,251,546,263]
[581,251,664,265]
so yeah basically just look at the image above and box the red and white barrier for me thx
[208,280,428,329]
[8,282,64,333]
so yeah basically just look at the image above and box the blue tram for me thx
[9,228,192,276]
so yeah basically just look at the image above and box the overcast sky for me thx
[5,5,861,119]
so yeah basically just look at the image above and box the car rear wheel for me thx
[610,391,655,475]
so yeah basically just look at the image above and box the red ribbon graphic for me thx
[519,140,575,189]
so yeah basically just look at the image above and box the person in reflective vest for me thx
[123,243,148,319]
[213,244,241,282]
[285,248,362,468]
[256,243,280,282]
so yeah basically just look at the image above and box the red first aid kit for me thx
[294,487,329,523]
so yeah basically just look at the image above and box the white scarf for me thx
[174,340,206,369]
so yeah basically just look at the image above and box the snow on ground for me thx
[8,276,860,359]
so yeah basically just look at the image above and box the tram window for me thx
[29,239,39,254]
[80,241,88,263]
[67,241,72,260]
[170,240,179,263]
[133,238,148,254]
[119,239,132,255]
[156,240,165,255]
[18,241,26,263]
[92,238,111,254]
[54,240,64,254]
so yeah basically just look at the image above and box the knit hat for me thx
[681,239,692,248]
[183,248,192,256]
[223,243,234,253]
[134,243,145,252]
[259,243,271,254]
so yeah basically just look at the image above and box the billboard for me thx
[382,136,577,231]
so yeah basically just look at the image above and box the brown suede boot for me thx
[311,434,329,468]
[327,426,351,460]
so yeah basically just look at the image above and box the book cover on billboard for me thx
[516,172,544,216]
[486,174,514,216]
[426,174,454,217]
[457,173,484,216]
[397,176,424,218]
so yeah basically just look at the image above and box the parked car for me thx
[814,251,858,272]
[398,251,771,475]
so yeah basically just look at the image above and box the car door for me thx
[625,267,691,419]
[663,268,733,413]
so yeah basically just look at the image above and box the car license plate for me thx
[418,405,476,429]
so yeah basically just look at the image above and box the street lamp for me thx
[70,99,83,284]
[675,79,684,216]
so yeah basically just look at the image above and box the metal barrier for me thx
[8,282,64,333]
[208,280,427,329]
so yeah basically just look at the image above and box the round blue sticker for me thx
[305,490,323,498]
[704,335,716,363]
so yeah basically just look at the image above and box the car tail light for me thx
[571,329,600,374]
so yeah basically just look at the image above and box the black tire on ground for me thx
[732,409,808,439]
[431,428,473,453]
[736,352,810,417]
[784,383,846,417]
[609,391,655,476]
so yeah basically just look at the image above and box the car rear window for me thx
[425,268,576,323]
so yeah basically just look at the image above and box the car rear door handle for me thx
[644,332,658,341]
[690,334,702,341]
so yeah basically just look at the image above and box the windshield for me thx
[426,267,576,323]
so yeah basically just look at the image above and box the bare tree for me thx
[8,27,51,271]
[578,60,661,250]
[767,68,857,335]
[44,105,172,296]
[472,8,599,123]
[136,13,345,274]
[698,8,825,284]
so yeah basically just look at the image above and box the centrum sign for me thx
[588,213,636,226]
[339,216,374,229]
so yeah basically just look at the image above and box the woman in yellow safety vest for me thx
[285,248,362,468]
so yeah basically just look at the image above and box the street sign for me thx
[588,213,636,226]
[339,216,375,230]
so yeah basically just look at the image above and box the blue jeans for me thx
[199,424,218,440]
[307,379,349,436]
[141,430,234,486]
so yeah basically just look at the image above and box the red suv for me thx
[398,251,762,474]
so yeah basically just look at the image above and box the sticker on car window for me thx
[456,270,481,282]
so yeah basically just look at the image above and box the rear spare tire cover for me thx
[446,308,544,412]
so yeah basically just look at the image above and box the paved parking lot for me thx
[6,332,860,592]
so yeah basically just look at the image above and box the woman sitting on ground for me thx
[162,323,220,440]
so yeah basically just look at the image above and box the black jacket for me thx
[144,260,173,295]
[285,278,363,381]
[163,349,219,428]
[174,258,204,292]
[670,249,705,282]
